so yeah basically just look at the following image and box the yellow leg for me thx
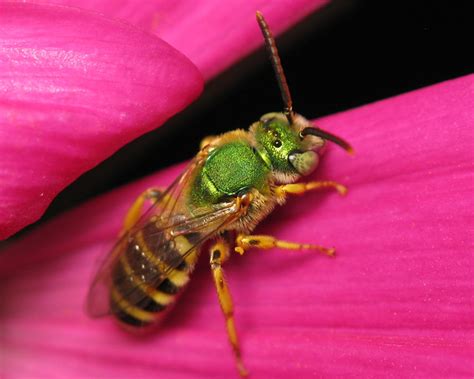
[276,180,347,197]
[121,187,163,235]
[209,238,248,377]
[235,234,335,257]
[200,135,218,149]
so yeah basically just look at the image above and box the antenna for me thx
[256,11,295,125]
[300,127,354,154]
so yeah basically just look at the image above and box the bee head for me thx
[252,112,353,182]
[252,13,352,183]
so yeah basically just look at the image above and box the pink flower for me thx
[0,0,328,240]
[0,2,203,239]
[27,0,329,80]
[0,1,472,378]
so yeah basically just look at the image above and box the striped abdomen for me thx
[110,221,201,327]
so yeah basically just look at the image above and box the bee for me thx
[87,11,353,377]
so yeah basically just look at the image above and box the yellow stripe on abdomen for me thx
[110,226,203,327]
[135,231,191,286]
[110,287,155,324]
[119,254,175,306]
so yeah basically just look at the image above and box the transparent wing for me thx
[86,154,244,319]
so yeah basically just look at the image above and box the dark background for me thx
[44,0,472,221]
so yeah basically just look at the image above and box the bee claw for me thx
[238,362,249,377]
[336,184,348,196]
[234,247,245,255]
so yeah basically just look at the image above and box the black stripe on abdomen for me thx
[109,225,201,327]
[157,278,179,295]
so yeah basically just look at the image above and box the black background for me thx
[44,0,472,222]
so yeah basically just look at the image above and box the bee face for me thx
[253,112,324,178]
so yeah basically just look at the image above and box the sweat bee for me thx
[87,11,353,377]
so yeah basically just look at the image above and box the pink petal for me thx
[27,0,330,79]
[1,75,472,378]
[0,3,203,239]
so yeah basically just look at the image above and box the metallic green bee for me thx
[87,11,353,377]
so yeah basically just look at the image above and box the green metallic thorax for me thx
[190,139,270,208]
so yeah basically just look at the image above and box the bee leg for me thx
[209,238,249,377]
[234,234,335,257]
[121,187,164,235]
[275,180,347,198]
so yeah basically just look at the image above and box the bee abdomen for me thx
[110,228,201,327]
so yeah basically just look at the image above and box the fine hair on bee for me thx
[86,11,353,378]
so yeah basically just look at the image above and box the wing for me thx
[86,153,245,319]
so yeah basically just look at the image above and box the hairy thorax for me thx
[189,130,288,234]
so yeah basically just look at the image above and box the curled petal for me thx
[28,0,330,79]
[0,75,472,377]
[0,3,203,239]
